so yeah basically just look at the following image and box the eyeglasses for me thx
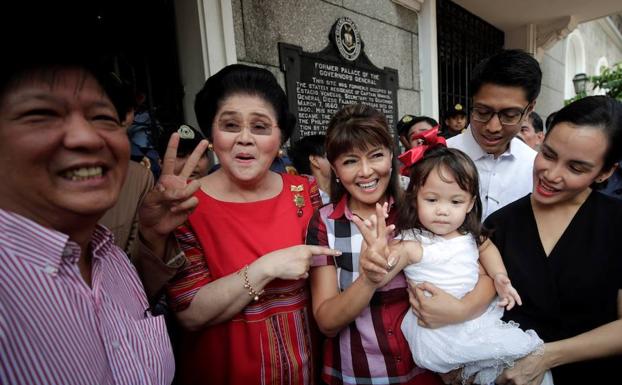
[471,104,530,126]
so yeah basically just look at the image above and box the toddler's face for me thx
[416,165,474,239]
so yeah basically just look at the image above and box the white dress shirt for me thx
[448,128,537,219]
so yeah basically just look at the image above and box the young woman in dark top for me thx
[483,96,622,385]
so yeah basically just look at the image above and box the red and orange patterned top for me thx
[167,173,322,385]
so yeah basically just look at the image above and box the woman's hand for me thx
[494,273,522,311]
[138,133,209,253]
[352,203,396,287]
[439,369,473,385]
[260,245,341,280]
[495,350,548,385]
[408,281,465,328]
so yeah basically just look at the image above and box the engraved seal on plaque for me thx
[333,17,361,61]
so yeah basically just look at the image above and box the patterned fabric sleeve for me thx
[166,222,212,312]
[307,178,323,210]
[305,209,334,267]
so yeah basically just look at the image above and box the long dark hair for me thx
[548,96,622,172]
[396,146,487,244]
[325,104,402,204]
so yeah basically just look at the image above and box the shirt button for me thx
[44,264,58,276]
[387,329,393,336]
[396,355,402,362]
[62,247,73,258]
[111,340,121,350]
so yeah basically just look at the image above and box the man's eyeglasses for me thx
[471,104,530,126]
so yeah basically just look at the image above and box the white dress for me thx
[400,230,550,385]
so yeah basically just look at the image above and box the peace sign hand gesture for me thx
[352,202,397,287]
[138,133,209,255]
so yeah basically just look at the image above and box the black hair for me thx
[1,60,134,122]
[445,108,467,119]
[470,49,542,103]
[410,116,439,130]
[397,115,439,137]
[545,111,557,131]
[529,111,544,133]
[288,135,326,175]
[396,146,487,244]
[195,64,296,144]
[548,96,622,172]
[325,104,402,204]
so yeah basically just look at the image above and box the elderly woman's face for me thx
[0,68,130,224]
[211,94,281,184]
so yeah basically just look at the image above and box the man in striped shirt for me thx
[0,33,200,384]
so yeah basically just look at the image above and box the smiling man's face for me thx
[470,83,532,158]
[0,68,130,227]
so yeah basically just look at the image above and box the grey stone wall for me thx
[535,39,565,122]
[537,17,622,123]
[578,20,622,76]
[231,0,420,120]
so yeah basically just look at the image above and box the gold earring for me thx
[207,143,213,151]
[278,149,284,157]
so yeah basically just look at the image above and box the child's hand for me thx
[494,273,522,311]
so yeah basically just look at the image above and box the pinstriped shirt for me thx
[0,209,174,385]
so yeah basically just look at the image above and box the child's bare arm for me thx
[390,239,422,268]
[478,239,522,310]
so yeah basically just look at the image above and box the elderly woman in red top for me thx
[165,64,339,385]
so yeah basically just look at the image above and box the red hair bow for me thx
[398,126,446,176]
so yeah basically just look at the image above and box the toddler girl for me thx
[391,146,552,385]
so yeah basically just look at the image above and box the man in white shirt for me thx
[448,50,542,219]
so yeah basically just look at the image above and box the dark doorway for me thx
[91,0,185,135]
[6,1,185,145]
[436,0,504,122]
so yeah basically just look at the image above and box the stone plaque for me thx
[279,17,399,143]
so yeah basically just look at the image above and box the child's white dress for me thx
[400,230,550,385]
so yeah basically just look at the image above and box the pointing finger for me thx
[307,245,342,257]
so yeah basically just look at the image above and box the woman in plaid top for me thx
[306,104,496,385]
